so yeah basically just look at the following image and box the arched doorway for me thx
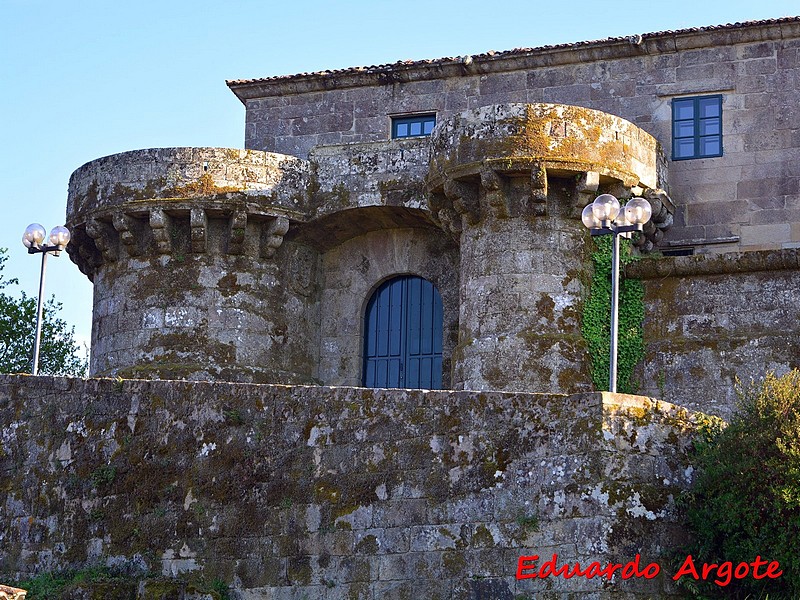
[363,275,443,389]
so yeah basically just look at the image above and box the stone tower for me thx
[66,105,668,391]
[66,148,319,383]
[426,104,665,391]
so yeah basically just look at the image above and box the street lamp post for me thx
[22,223,71,375]
[581,194,652,393]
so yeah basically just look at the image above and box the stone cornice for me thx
[227,17,800,102]
[627,248,800,280]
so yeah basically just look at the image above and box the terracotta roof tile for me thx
[226,16,799,87]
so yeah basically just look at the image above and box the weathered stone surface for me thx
[233,19,800,253]
[426,103,661,194]
[453,202,593,393]
[67,148,309,216]
[317,226,459,388]
[0,375,699,598]
[82,243,320,383]
[630,249,800,419]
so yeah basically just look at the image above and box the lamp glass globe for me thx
[22,223,46,249]
[581,204,603,229]
[49,225,71,247]
[624,197,653,225]
[591,194,621,222]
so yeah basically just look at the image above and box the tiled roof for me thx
[226,16,799,87]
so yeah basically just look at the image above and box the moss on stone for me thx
[471,524,496,548]
[354,534,379,554]
[442,550,467,576]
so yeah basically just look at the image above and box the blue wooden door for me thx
[363,276,443,389]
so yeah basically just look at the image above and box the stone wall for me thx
[67,148,310,222]
[89,242,321,384]
[232,18,800,254]
[630,248,800,419]
[317,227,459,388]
[453,206,592,394]
[0,375,699,599]
[307,138,431,221]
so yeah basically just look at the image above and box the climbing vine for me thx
[581,234,645,393]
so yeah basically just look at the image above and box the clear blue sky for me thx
[1,0,797,356]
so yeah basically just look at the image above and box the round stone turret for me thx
[66,147,318,382]
[425,104,667,393]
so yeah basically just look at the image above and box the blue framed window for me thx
[391,114,436,139]
[363,275,443,389]
[672,95,722,160]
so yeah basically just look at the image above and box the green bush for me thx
[16,571,70,599]
[680,370,800,599]
[16,568,230,599]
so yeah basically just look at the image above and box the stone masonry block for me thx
[409,523,470,552]
[371,499,428,529]
[740,223,792,246]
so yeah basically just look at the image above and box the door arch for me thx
[362,275,443,389]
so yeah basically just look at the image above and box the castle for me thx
[65,16,800,418]
[1,16,799,598]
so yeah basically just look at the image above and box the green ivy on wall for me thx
[581,234,645,393]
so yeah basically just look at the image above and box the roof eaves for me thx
[226,16,800,103]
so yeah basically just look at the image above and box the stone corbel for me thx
[427,192,460,241]
[642,188,674,224]
[529,165,548,216]
[261,216,290,258]
[427,190,445,215]
[85,217,118,262]
[444,178,480,225]
[438,207,463,238]
[68,229,102,280]
[229,209,247,255]
[190,208,207,253]
[575,171,600,214]
[149,208,172,254]
[112,212,140,257]
[480,167,508,219]
[634,188,675,252]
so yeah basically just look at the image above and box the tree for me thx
[680,370,800,598]
[0,248,87,377]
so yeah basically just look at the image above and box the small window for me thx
[391,114,436,139]
[661,247,695,257]
[672,95,722,160]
